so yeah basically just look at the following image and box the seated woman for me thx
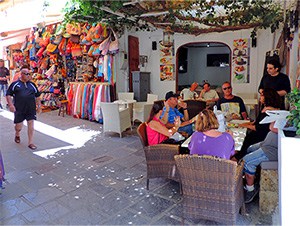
[146,102,180,146]
[232,88,281,161]
[188,109,235,160]
[243,121,278,203]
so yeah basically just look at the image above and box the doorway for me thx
[176,42,231,92]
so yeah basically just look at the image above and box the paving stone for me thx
[154,180,182,202]
[22,187,64,206]
[56,207,107,225]
[129,193,175,218]
[102,209,149,225]
[0,198,32,220]
[22,200,70,223]
[0,215,28,225]
[95,192,131,216]
[152,214,183,225]
[0,182,32,202]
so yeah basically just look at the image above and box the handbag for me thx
[98,36,110,56]
[70,34,80,44]
[108,29,119,54]
[46,43,58,53]
[71,43,82,57]
[66,22,81,35]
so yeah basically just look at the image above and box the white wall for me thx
[185,46,231,87]
[115,27,285,99]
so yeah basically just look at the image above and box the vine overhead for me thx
[63,0,290,35]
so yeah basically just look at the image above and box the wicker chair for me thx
[174,154,245,225]
[100,102,132,138]
[137,122,180,189]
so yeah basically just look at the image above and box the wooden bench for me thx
[259,161,278,214]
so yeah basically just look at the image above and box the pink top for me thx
[146,117,168,146]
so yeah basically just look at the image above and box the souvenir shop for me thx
[5,22,119,123]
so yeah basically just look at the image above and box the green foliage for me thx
[287,88,300,135]
[62,0,285,35]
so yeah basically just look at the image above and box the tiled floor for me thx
[0,109,274,225]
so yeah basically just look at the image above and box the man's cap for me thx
[165,91,180,100]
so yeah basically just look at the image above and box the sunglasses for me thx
[22,72,31,76]
[223,86,231,90]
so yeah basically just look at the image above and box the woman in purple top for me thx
[188,109,235,160]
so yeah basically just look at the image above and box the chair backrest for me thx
[100,102,120,126]
[118,92,134,101]
[174,154,244,224]
[147,94,158,103]
[143,103,153,122]
[137,122,148,147]
[184,100,206,118]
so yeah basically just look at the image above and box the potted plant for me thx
[286,87,300,136]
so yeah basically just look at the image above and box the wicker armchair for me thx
[137,122,180,190]
[174,154,245,225]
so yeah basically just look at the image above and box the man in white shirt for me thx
[179,82,198,100]
[198,82,219,107]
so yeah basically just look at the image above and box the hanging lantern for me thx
[162,26,174,47]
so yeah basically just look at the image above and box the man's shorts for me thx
[14,111,36,124]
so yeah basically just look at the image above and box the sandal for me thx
[15,136,20,143]
[28,144,37,150]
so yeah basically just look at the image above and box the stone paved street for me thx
[0,109,274,225]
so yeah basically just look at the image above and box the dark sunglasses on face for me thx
[223,86,231,90]
[22,72,30,76]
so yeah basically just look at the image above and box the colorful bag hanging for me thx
[21,35,29,51]
[55,23,64,36]
[92,44,101,56]
[92,23,104,43]
[29,45,36,61]
[53,35,62,45]
[36,46,46,58]
[98,35,111,56]
[66,22,81,35]
[70,34,80,44]
[46,43,58,54]
[108,29,119,55]
[39,37,50,47]
[39,57,49,70]
[87,44,95,57]
[71,43,82,57]
[58,37,67,55]
[45,64,56,77]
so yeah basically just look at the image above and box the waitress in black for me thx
[258,58,291,110]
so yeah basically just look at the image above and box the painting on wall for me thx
[159,42,174,81]
[232,38,249,83]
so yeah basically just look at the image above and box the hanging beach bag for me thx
[98,36,110,56]
[46,43,58,54]
[66,22,81,35]
[108,29,119,55]
[71,43,82,57]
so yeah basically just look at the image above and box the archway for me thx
[176,42,231,94]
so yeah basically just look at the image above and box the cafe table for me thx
[181,119,249,151]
